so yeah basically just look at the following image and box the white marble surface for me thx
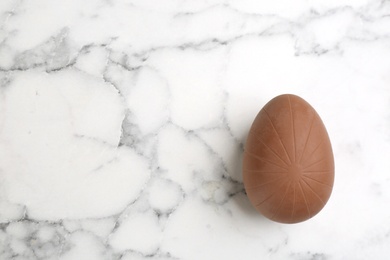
[0,0,390,259]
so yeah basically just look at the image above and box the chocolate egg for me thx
[243,94,334,224]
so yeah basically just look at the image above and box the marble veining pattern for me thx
[0,0,390,259]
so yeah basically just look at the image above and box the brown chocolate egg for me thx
[243,94,334,224]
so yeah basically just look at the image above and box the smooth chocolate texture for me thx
[243,94,334,224]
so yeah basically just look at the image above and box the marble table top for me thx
[1,0,390,259]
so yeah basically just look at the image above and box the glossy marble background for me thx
[0,0,390,259]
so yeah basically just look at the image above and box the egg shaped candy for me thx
[243,94,334,224]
